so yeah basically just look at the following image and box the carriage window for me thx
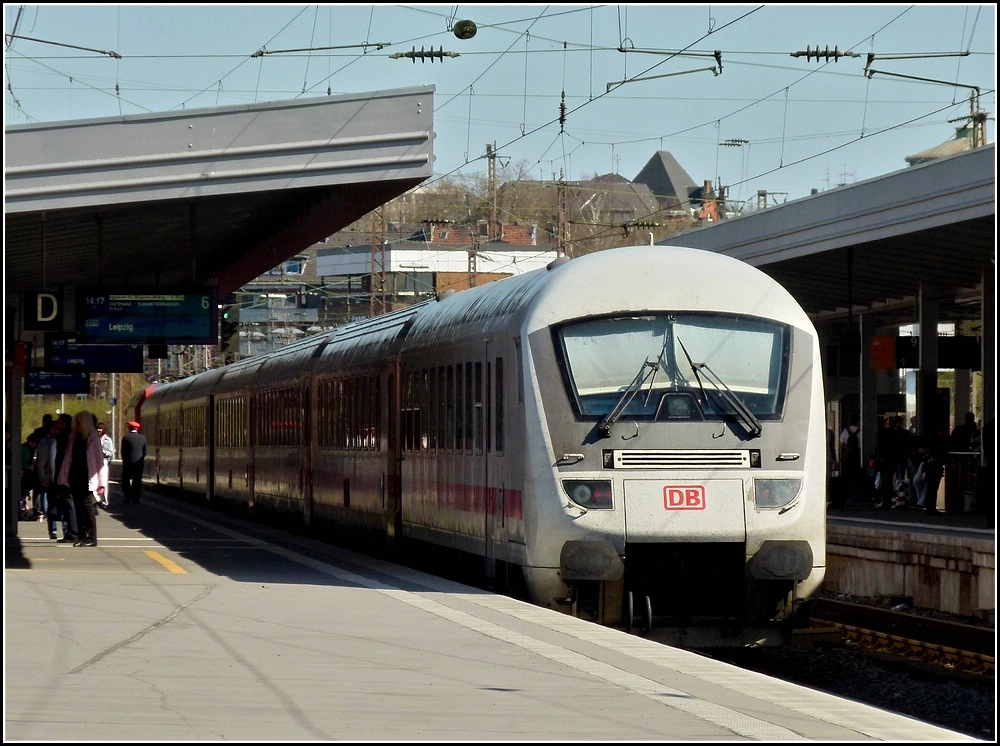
[387,374,395,451]
[465,361,474,452]
[420,369,430,451]
[438,366,447,450]
[371,375,381,451]
[189,404,206,447]
[454,364,463,450]
[334,379,344,448]
[515,339,523,404]
[473,361,483,454]
[221,395,246,448]
[318,381,330,447]
[429,367,439,451]
[363,375,373,450]
[494,357,504,453]
[349,377,359,449]
[402,371,418,452]
[486,361,492,454]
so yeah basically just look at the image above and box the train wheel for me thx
[642,595,653,633]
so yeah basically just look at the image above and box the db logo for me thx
[663,486,706,510]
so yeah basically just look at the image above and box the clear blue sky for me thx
[4,4,996,208]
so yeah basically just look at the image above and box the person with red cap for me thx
[120,420,147,505]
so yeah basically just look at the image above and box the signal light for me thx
[219,304,240,355]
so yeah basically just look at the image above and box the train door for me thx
[486,345,519,588]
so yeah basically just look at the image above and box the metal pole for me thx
[110,373,117,460]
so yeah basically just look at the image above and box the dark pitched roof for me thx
[633,151,698,204]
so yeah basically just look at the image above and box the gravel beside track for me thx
[709,641,995,740]
[706,591,995,741]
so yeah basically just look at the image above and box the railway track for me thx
[701,600,995,740]
[808,597,995,676]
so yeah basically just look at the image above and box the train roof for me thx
[148,245,813,397]
[314,302,426,370]
[148,366,228,404]
[399,244,815,349]
[529,245,813,329]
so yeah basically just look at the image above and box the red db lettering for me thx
[663,486,706,510]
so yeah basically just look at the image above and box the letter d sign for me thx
[24,291,63,331]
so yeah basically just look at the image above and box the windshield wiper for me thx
[596,359,659,439]
[677,338,762,439]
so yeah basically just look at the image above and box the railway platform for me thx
[5,478,978,742]
[825,498,995,624]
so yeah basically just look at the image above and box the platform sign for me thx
[871,335,981,371]
[75,286,218,344]
[24,370,90,395]
[46,334,144,372]
[23,291,64,332]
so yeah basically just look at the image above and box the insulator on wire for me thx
[389,46,460,63]
[790,45,861,62]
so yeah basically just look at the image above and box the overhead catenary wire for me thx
[4,5,993,211]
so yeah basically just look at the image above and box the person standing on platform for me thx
[874,416,907,508]
[839,415,862,506]
[96,422,114,509]
[56,411,106,546]
[51,413,76,543]
[950,411,978,452]
[19,432,39,518]
[889,415,912,508]
[33,420,61,539]
[121,420,147,505]
[826,426,842,509]
[913,427,948,515]
[32,412,55,441]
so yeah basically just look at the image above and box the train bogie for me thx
[141,245,827,646]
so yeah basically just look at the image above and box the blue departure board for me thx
[25,371,90,395]
[75,286,218,344]
[46,335,145,372]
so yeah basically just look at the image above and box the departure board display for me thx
[46,335,144,372]
[75,286,218,344]
[25,371,90,395]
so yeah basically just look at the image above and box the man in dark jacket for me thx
[52,413,78,542]
[120,421,148,505]
[950,411,978,452]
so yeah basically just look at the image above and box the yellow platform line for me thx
[144,550,187,573]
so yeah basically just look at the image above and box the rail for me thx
[810,597,994,676]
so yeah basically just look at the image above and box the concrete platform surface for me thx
[5,487,978,742]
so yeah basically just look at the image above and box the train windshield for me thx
[556,313,789,421]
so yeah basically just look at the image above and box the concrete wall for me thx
[825,524,995,624]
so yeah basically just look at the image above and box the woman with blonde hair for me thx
[56,411,107,547]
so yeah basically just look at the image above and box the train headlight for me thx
[753,477,802,509]
[562,479,614,509]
